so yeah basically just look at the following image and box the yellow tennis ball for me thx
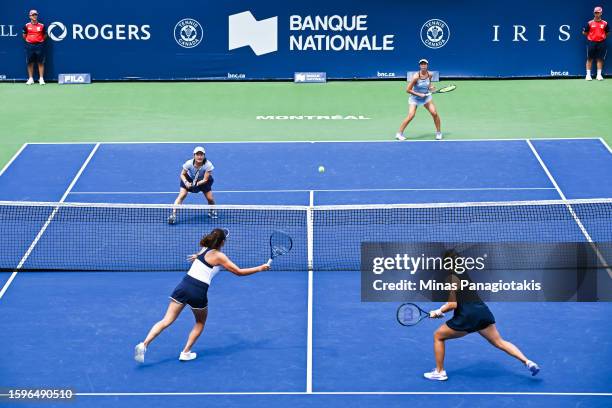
[318,165,325,173]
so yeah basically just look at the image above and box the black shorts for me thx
[587,41,607,60]
[170,274,209,309]
[180,175,214,194]
[446,302,495,333]
[25,42,45,64]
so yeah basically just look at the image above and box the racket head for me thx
[437,84,456,93]
[396,303,430,326]
[269,230,293,260]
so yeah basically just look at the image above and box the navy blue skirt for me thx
[446,302,495,333]
[180,175,214,193]
[170,275,209,309]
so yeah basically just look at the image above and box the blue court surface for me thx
[1,139,611,408]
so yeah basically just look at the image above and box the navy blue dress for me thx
[446,274,495,333]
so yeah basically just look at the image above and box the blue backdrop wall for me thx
[0,0,609,80]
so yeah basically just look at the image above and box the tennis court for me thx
[0,139,611,408]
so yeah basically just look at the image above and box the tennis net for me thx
[0,198,610,272]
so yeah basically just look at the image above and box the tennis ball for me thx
[318,165,325,173]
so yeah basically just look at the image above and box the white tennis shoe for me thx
[526,360,540,376]
[39,78,46,85]
[26,78,34,85]
[134,342,146,363]
[179,351,197,361]
[436,132,443,140]
[585,75,593,81]
[423,369,448,381]
[395,132,406,141]
[167,213,176,224]
[596,74,604,81]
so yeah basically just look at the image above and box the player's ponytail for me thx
[200,228,228,249]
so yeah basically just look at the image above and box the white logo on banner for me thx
[48,21,67,41]
[0,25,19,37]
[228,11,277,56]
[420,19,450,49]
[47,22,150,41]
[174,18,203,48]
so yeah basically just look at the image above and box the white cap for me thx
[193,146,205,154]
[419,58,429,64]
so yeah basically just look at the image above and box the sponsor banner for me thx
[58,73,91,84]
[294,72,326,83]
[0,0,607,79]
[361,242,612,302]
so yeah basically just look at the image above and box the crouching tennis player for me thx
[424,252,540,380]
[168,146,216,224]
[135,228,270,363]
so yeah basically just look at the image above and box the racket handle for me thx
[266,258,273,266]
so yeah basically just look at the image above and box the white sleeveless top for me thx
[187,247,222,285]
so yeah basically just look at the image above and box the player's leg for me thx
[424,101,442,140]
[424,323,468,380]
[143,301,185,346]
[203,181,217,218]
[478,323,528,362]
[174,188,189,205]
[180,307,208,360]
[396,104,417,140]
[204,190,215,206]
[478,323,540,375]
[168,188,188,224]
[135,301,185,362]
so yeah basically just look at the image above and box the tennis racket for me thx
[266,230,293,266]
[396,303,444,327]
[190,166,202,192]
[425,84,456,96]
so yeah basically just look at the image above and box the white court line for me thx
[68,187,556,195]
[46,391,612,397]
[0,143,28,177]
[306,190,314,393]
[526,140,611,279]
[599,138,612,154]
[0,143,100,300]
[24,137,602,145]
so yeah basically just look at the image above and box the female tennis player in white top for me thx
[168,146,216,224]
[396,59,443,141]
[134,228,269,363]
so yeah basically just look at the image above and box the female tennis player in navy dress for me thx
[134,228,269,363]
[168,146,216,224]
[424,252,540,380]
[396,59,442,141]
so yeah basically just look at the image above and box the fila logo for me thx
[228,11,277,56]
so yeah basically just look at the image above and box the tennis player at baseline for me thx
[134,228,269,363]
[424,251,540,381]
[168,146,216,224]
[396,59,442,141]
